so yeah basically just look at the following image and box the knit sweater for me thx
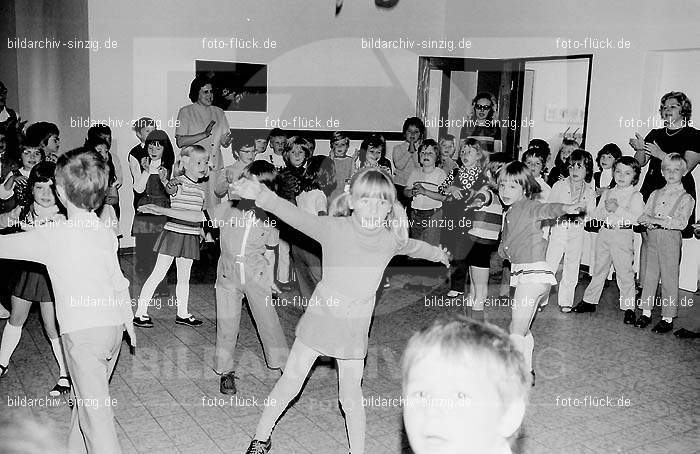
[498,199,567,264]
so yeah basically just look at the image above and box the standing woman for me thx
[175,77,233,210]
[459,92,502,154]
[630,91,700,282]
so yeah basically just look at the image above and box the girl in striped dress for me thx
[461,153,510,319]
[133,145,209,327]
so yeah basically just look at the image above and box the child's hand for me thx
[166,177,182,192]
[437,244,451,267]
[158,166,169,182]
[448,186,463,200]
[3,175,15,190]
[14,175,27,187]
[605,197,619,212]
[595,187,606,197]
[231,177,263,200]
[563,203,584,215]
[46,153,58,164]
[137,204,163,215]
[140,156,150,170]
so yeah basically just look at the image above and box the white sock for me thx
[49,337,68,378]
[0,323,22,367]
[662,317,673,323]
[643,310,651,318]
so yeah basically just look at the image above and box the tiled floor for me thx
[1,252,698,454]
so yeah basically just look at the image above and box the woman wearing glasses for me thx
[459,92,503,154]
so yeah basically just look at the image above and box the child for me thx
[353,133,392,176]
[634,153,694,333]
[593,143,622,199]
[0,149,135,454]
[210,161,289,395]
[234,168,449,454]
[0,162,70,396]
[459,153,510,318]
[438,134,459,176]
[275,136,312,292]
[546,138,579,187]
[440,138,488,298]
[255,128,287,170]
[254,134,269,156]
[1,145,42,209]
[573,156,644,322]
[329,131,354,204]
[545,149,596,312]
[392,117,425,207]
[130,130,175,299]
[86,125,122,217]
[522,147,550,201]
[26,122,61,163]
[127,117,157,206]
[133,145,209,328]
[85,136,121,220]
[213,132,258,199]
[404,139,447,291]
[292,155,335,300]
[498,161,582,382]
[402,315,530,454]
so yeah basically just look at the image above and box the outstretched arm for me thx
[397,239,450,266]
[137,204,206,223]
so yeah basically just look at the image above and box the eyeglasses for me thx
[474,104,491,111]
[568,162,584,169]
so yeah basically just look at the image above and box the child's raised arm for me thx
[397,239,450,267]
[233,178,329,243]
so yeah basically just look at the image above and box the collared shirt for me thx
[547,177,596,229]
[640,183,694,230]
[0,211,131,334]
[593,185,644,229]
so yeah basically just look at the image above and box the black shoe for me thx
[572,301,597,313]
[651,320,673,334]
[623,310,636,325]
[634,315,651,328]
[133,315,154,328]
[220,371,238,395]
[674,328,700,339]
[0,364,7,378]
[245,438,271,454]
[175,315,203,327]
[49,376,71,397]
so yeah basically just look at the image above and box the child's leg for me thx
[499,260,511,297]
[174,257,193,318]
[470,265,490,313]
[545,230,565,301]
[39,301,68,378]
[510,283,549,371]
[638,231,661,315]
[213,283,244,374]
[246,281,289,370]
[136,254,174,317]
[657,231,682,320]
[337,358,366,454]
[558,229,584,307]
[582,230,613,305]
[254,340,319,440]
[63,326,123,454]
[638,231,649,287]
[609,232,636,310]
[276,239,291,284]
[0,296,31,367]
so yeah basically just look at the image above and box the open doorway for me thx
[416,55,592,159]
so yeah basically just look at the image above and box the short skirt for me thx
[13,264,54,303]
[154,229,200,260]
[510,261,557,286]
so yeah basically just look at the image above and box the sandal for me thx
[49,376,71,397]
[0,364,8,378]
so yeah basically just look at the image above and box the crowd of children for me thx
[0,82,699,453]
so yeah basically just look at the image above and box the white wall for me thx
[525,59,588,155]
